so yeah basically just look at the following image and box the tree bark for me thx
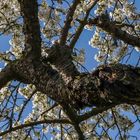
[87,14,140,48]
[0,0,140,138]
[6,58,139,110]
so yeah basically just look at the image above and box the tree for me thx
[0,0,140,139]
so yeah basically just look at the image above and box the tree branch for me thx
[13,58,140,110]
[73,124,85,140]
[45,45,79,77]
[68,64,140,109]
[59,0,80,46]
[78,105,116,122]
[70,0,99,48]
[0,119,72,136]
[18,0,41,59]
[0,63,15,90]
[61,103,86,140]
[87,14,140,48]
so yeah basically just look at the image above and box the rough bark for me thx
[0,0,139,117]
[0,63,15,89]
[87,14,140,48]
[7,59,140,110]
[18,0,41,59]
[45,45,79,77]
[0,119,72,137]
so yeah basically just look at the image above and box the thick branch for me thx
[61,103,85,140]
[78,105,115,122]
[46,45,79,77]
[18,0,41,59]
[0,63,15,89]
[13,58,140,110]
[59,0,80,46]
[70,64,140,108]
[88,14,140,47]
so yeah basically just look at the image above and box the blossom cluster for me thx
[39,0,61,40]
[87,0,140,63]
[0,0,20,34]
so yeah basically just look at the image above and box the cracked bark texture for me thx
[18,0,41,59]
[11,61,140,109]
